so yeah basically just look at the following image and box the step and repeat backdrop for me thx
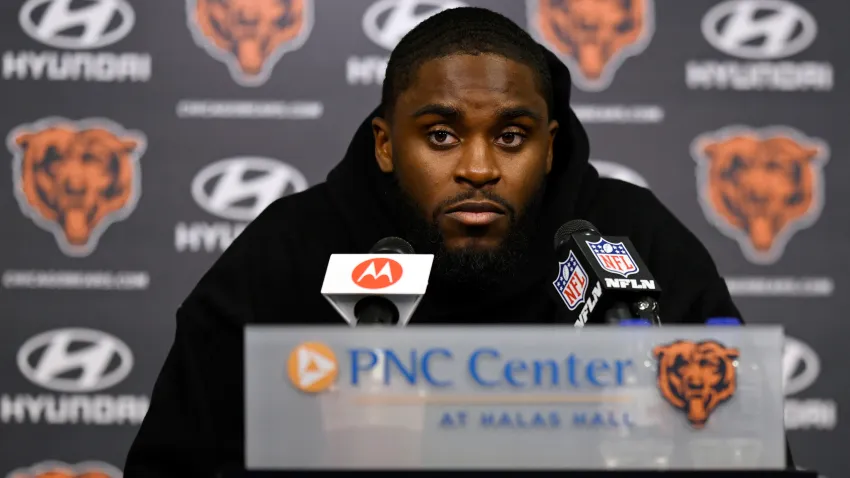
[0,0,846,476]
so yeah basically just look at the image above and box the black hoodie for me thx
[124,47,793,475]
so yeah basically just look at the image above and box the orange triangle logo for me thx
[305,359,320,373]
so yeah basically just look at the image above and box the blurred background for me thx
[0,0,846,476]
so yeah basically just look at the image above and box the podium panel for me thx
[245,326,786,470]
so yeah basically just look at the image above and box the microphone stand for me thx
[604,302,634,324]
[354,295,399,325]
[630,297,662,326]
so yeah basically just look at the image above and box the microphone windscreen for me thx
[370,236,415,255]
[554,220,599,250]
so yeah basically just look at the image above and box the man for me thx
[124,7,793,475]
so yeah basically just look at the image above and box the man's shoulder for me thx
[181,181,346,326]
[585,178,664,235]
[586,177,717,273]
[588,180,732,324]
[262,182,334,219]
[217,181,343,273]
[593,177,657,206]
[247,182,339,236]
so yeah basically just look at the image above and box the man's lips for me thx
[444,201,506,226]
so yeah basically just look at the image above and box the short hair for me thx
[381,7,554,121]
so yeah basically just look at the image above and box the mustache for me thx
[432,190,517,223]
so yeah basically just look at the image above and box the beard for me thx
[388,172,546,293]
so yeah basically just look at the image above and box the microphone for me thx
[369,236,415,255]
[550,220,662,327]
[355,237,414,325]
[321,237,434,326]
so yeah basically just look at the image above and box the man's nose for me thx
[453,139,501,188]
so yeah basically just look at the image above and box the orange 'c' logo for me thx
[528,0,655,92]
[8,118,145,258]
[691,127,829,265]
[287,342,338,393]
[653,340,739,429]
[187,0,314,87]
[351,258,403,289]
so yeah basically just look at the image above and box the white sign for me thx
[321,253,434,326]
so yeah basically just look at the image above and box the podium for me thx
[236,325,815,476]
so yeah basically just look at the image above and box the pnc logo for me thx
[186,0,314,87]
[653,340,739,429]
[352,258,403,289]
[287,342,338,393]
[691,126,829,265]
[527,0,655,92]
[7,117,145,257]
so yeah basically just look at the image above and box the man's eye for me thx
[497,132,525,147]
[428,131,458,146]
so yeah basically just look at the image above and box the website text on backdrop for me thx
[123,7,799,476]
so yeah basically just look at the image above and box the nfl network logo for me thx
[553,251,589,310]
[587,239,639,277]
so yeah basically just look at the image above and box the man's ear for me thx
[546,119,559,174]
[372,117,394,173]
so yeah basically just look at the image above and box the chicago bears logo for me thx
[653,340,739,429]
[186,0,314,87]
[527,0,655,91]
[691,126,829,265]
[8,118,145,257]
[5,460,122,478]
[552,250,589,310]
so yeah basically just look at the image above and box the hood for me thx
[325,45,597,308]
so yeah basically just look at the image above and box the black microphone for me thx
[550,220,662,326]
[354,237,414,325]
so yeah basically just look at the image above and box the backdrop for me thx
[0,0,846,476]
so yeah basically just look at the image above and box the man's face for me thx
[373,53,558,255]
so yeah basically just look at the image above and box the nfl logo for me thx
[587,238,639,277]
[552,251,589,310]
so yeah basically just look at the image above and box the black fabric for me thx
[123,47,793,476]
